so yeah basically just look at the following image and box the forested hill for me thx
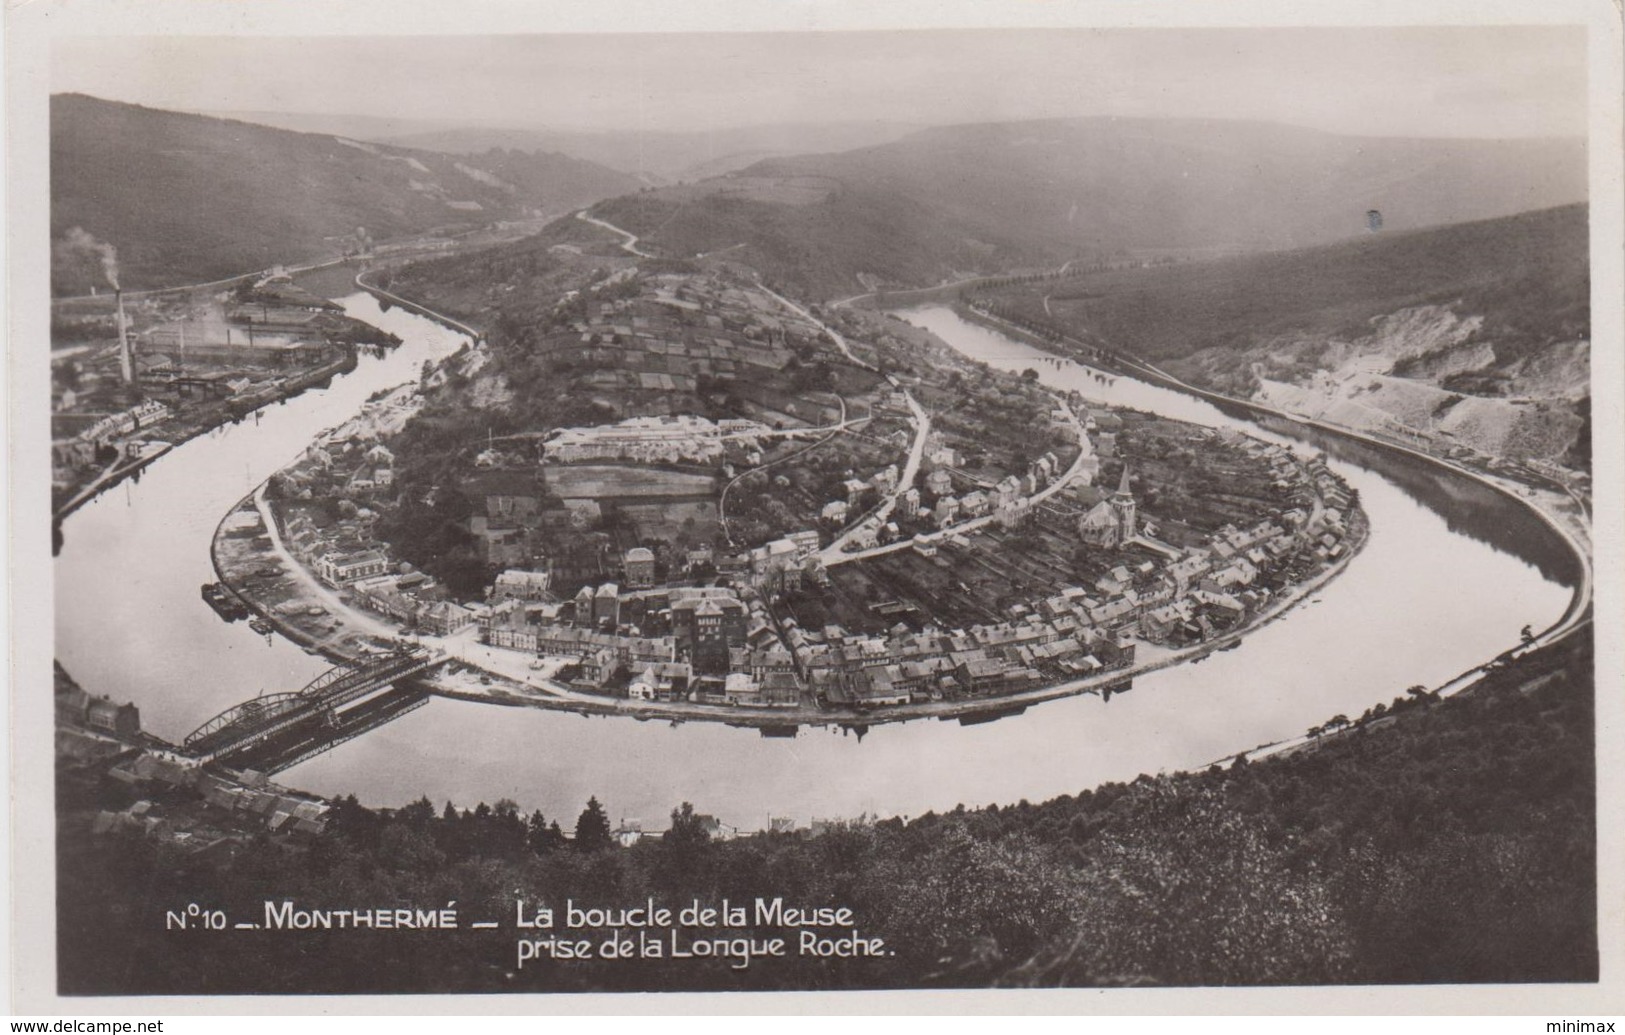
[587,117,1585,301]
[49,94,641,293]
[57,629,1593,993]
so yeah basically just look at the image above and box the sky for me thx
[52,26,1587,138]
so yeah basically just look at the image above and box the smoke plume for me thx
[59,227,120,290]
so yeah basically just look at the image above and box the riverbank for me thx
[52,346,358,530]
[353,268,485,342]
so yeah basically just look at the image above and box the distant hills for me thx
[61,100,1587,300]
[588,117,1586,300]
[197,109,925,184]
[50,94,642,293]
[379,121,927,183]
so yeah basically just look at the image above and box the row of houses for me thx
[54,398,173,471]
[106,752,330,837]
[56,687,141,736]
[794,613,1137,708]
[349,572,480,636]
[77,398,171,447]
[484,598,800,707]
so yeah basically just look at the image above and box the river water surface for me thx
[54,296,1576,830]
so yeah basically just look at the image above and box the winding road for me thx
[577,209,655,258]
[744,279,938,564]
[824,399,1090,568]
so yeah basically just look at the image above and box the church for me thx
[1077,466,1137,549]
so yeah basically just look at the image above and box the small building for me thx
[316,549,390,588]
[420,601,475,636]
[83,697,141,737]
[629,661,692,701]
[592,583,622,629]
[623,547,657,589]
[491,569,551,602]
[899,487,921,518]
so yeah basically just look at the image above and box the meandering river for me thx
[54,296,1576,830]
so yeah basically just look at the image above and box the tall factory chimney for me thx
[115,290,134,384]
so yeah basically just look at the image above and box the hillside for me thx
[50,94,642,293]
[971,204,1591,466]
[586,117,1585,300]
[57,629,1594,992]
[378,120,926,182]
[591,176,1044,301]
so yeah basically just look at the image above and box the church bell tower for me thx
[1111,465,1136,542]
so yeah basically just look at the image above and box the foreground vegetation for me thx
[58,629,1594,993]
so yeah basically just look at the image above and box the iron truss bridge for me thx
[183,647,447,772]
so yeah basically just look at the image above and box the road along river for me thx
[54,295,1579,831]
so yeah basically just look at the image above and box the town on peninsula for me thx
[209,262,1367,727]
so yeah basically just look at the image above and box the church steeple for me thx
[1114,464,1133,499]
[1111,465,1136,541]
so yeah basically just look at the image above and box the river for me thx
[54,296,1577,831]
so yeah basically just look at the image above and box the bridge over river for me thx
[182,647,447,774]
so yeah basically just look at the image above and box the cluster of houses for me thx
[101,752,330,842]
[733,529,825,591]
[291,440,1351,715]
[347,571,480,637]
[287,437,399,505]
[794,494,1351,705]
[475,440,1354,711]
[271,392,459,621]
[796,620,1134,707]
[539,272,827,403]
[822,437,1077,558]
[272,389,422,549]
[247,262,1360,717]
[478,581,805,705]
[56,685,142,737]
[283,496,487,639]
